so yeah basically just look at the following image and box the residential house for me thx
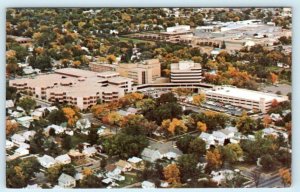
[262,128,278,138]
[11,134,26,145]
[76,119,91,130]
[6,100,14,108]
[141,148,162,163]
[46,106,59,113]
[16,116,33,128]
[102,178,113,185]
[75,173,84,181]
[212,131,228,145]
[14,147,29,156]
[19,142,30,149]
[115,160,132,172]
[82,147,97,157]
[106,169,124,181]
[38,155,56,168]
[127,157,144,169]
[117,110,130,117]
[11,111,24,118]
[211,170,234,186]
[45,124,65,135]
[127,107,138,114]
[26,184,41,189]
[141,181,155,188]
[58,173,76,188]
[68,149,84,160]
[55,154,71,165]
[6,140,14,149]
[105,164,124,181]
[22,130,36,141]
[270,113,282,121]
[31,110,44,120]
[199,132,215,148]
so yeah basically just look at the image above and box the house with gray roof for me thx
[141,148,162,162]
[58,173,76,188]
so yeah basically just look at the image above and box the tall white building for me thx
[170,61,203,84]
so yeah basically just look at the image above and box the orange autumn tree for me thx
[91,104,110,119]
[122,92,144,105]
[197,121,207,132]
[63,107,79,127]
[82,168,93,176]
[163,164,181,185]
[269,72,278,84]
[193,93,206,106]
[263,115,272,127]
[206,149,223,170]
[161,118,188,135]
[279,168,291,186]
[6,119,18,135]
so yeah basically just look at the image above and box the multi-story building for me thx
[89,62,117,72]
[170,61,203,84]
[203,86,289,113]
[9,68,133,109]
[116,59,161,85]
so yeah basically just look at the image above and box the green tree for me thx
[176,135,195,154]
[88,128,99,145]
[188,138,206,157]
[177,154,201,183]
[79,175,103,188]
[222,143,244,165]
[260,154,279,171]
[103,133,148,159]
[18,97,36,113]
[47,109,67,125]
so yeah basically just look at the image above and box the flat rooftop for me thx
[10,74,76,87]
[55,68,99,78]
[108,76,133,84]
[205,86,288,102]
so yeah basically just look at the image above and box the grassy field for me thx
[117,173,139,188]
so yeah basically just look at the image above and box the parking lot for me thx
[261,84,291,95]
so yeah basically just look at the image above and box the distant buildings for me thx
[170,61,203,84]
[204,86,289,113]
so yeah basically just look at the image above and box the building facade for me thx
[9,68,133,110]
[170,61,203,84]
[204,86,289,113]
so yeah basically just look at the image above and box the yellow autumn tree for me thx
[105,111,124,126]
[73,60,81,68]
[193,93,206,105]
[163,164,181,185]
[91,104,110,119]
[197,121,207,132]
[63,107,79,127]
[82,167,93,176]
[106,54,116,64]
[161,118,188,135]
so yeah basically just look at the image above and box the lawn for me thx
[117,173,140,188]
